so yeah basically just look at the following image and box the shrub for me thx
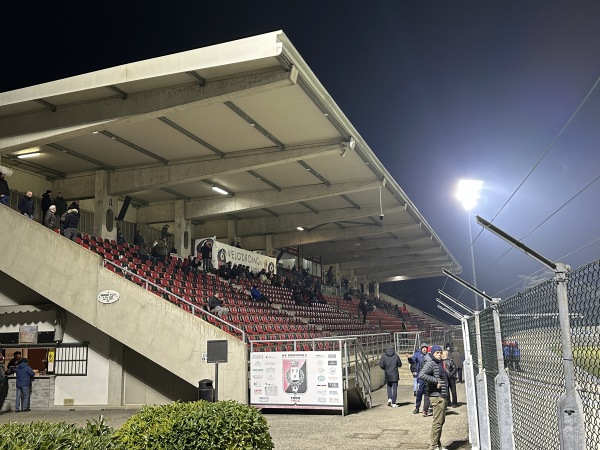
[0,416,118,450]
[115,400,273,450]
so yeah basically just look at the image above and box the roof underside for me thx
[0,31,460,283]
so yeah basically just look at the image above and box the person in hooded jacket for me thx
[379,346,402,407]
[62,203,80,241]
[10,357,35,412]
[419,345,449,450]
[409,342,431,414]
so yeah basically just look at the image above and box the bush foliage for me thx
[0,401,273,450]
[115,400,274,450]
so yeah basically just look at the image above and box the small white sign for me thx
[202,353,208,362]
[98,290,120,304]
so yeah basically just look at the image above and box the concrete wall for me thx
[0,205,248,404]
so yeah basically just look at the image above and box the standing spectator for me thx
[116,229,126,245]
[133,230,144,247]
[62,203,80,241]
[358,298,371,323]
[0,166,12,206]
[10,357,35,412]
[419,345,449,450]
[409,343,431,415]
[40,190,52,223]
[43,205,57,230]
[450,346,463,383]
[442,350,458,408]
[379,346,402,407]
[53,192,68,232]
[161,224,170,240]
[511,342,522,372]
[18,191,34,219]
[207,292,229,318]
[200,241,213,273]
[153,237,168,262]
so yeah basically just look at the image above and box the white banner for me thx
[195,237,276,274]
[250,351,344,409]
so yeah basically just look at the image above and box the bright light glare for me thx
[455,179,483,211]
[212,186,229,195]
[296,226,305,231]
[17,152,40,159]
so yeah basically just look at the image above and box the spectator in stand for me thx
[52,192,68,232]
[138,245,155,264]
[401,321,408,332]
[133,230,144,247]
[116,229,126,245]
[235,240,241,248]
[358,298,371,323]
[401,303,410,316]
[0,166,12,206]
[207,292,229,318]
[200,241,212,273]
[43,205,57,230]
[218,261,232,281]
[315,290,327,304]
[62,203,80,241]
[442,350,458,408]
[342,276,349,292]
[409,343,431,415]
[419,345,450,450]
[153,237,168,263]
[379,346,402,407]
[40,190,52,223]
[343,291,352,302]
[18,191,34,219]
[250,285,271,304]
[161,224,171,240]
[325,266,334,286]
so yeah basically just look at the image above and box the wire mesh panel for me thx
[567,260,600,449]
[499,278,563,450]
[467,316,479,375]
[478,308,501,450]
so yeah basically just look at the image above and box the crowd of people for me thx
[381,342,464,450]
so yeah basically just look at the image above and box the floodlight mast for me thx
[442,268,492,308]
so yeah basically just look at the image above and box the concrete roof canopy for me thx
[0,30,461,284]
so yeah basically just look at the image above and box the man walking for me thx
[419,345,449,450]
[18,191,34,219]
[408,343,431,415]
[379,346,402,407]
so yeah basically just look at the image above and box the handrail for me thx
[102,259,246,342]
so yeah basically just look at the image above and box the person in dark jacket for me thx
[207,292,229,318]
[419,345,449,450]
[0,171,10,206]
[379,346,402,407]
[442,349,458,407]
[133,230,144,247]
[10,357,35,412]
[53,192,68,231]
[18,191,34,218]
[40,189,52,223]
[409,343,431,414]
[62,206,80,241]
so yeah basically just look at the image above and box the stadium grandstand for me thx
[0,31,460,410]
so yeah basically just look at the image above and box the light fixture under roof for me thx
[212,186,229,195]
[18,152,40,159]
[296,226,305,231]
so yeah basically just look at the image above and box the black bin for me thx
[198,379,214,402]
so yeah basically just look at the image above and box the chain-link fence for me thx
[466,258,599,450]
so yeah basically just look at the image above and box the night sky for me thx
[4,1,600,320]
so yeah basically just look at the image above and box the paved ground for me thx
[0,377,470,449]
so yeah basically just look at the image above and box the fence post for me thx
[555,263,585,450]
[462,317,480,449]
[474,312,491,450]
[491,299,515,450]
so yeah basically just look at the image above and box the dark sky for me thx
[4,1,600,320]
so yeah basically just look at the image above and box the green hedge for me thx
[0,401,273,450]
[115,401,274,450]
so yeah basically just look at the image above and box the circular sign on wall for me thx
[98,290,120,304]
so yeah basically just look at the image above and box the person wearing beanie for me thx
[10,356,35,412]
[419,345,449,450]
[408,342,431,414]
[379,346,402,407]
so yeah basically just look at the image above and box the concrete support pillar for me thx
[265,234,274,258]
[93,170,117,240]
[173,200,190,256]
[227,220,237,246]
[107,338,125,406]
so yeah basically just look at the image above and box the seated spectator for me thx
[315,290,327,304]
[401,303,410,316]
[343,291,352,302]
[207,293,229,318]
[218,262,232,281]
[250,285,271,304]
[138,245,155,263]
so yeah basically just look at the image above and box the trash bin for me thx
[198,379,214,402]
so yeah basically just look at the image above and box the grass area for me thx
[573,347,600,377]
